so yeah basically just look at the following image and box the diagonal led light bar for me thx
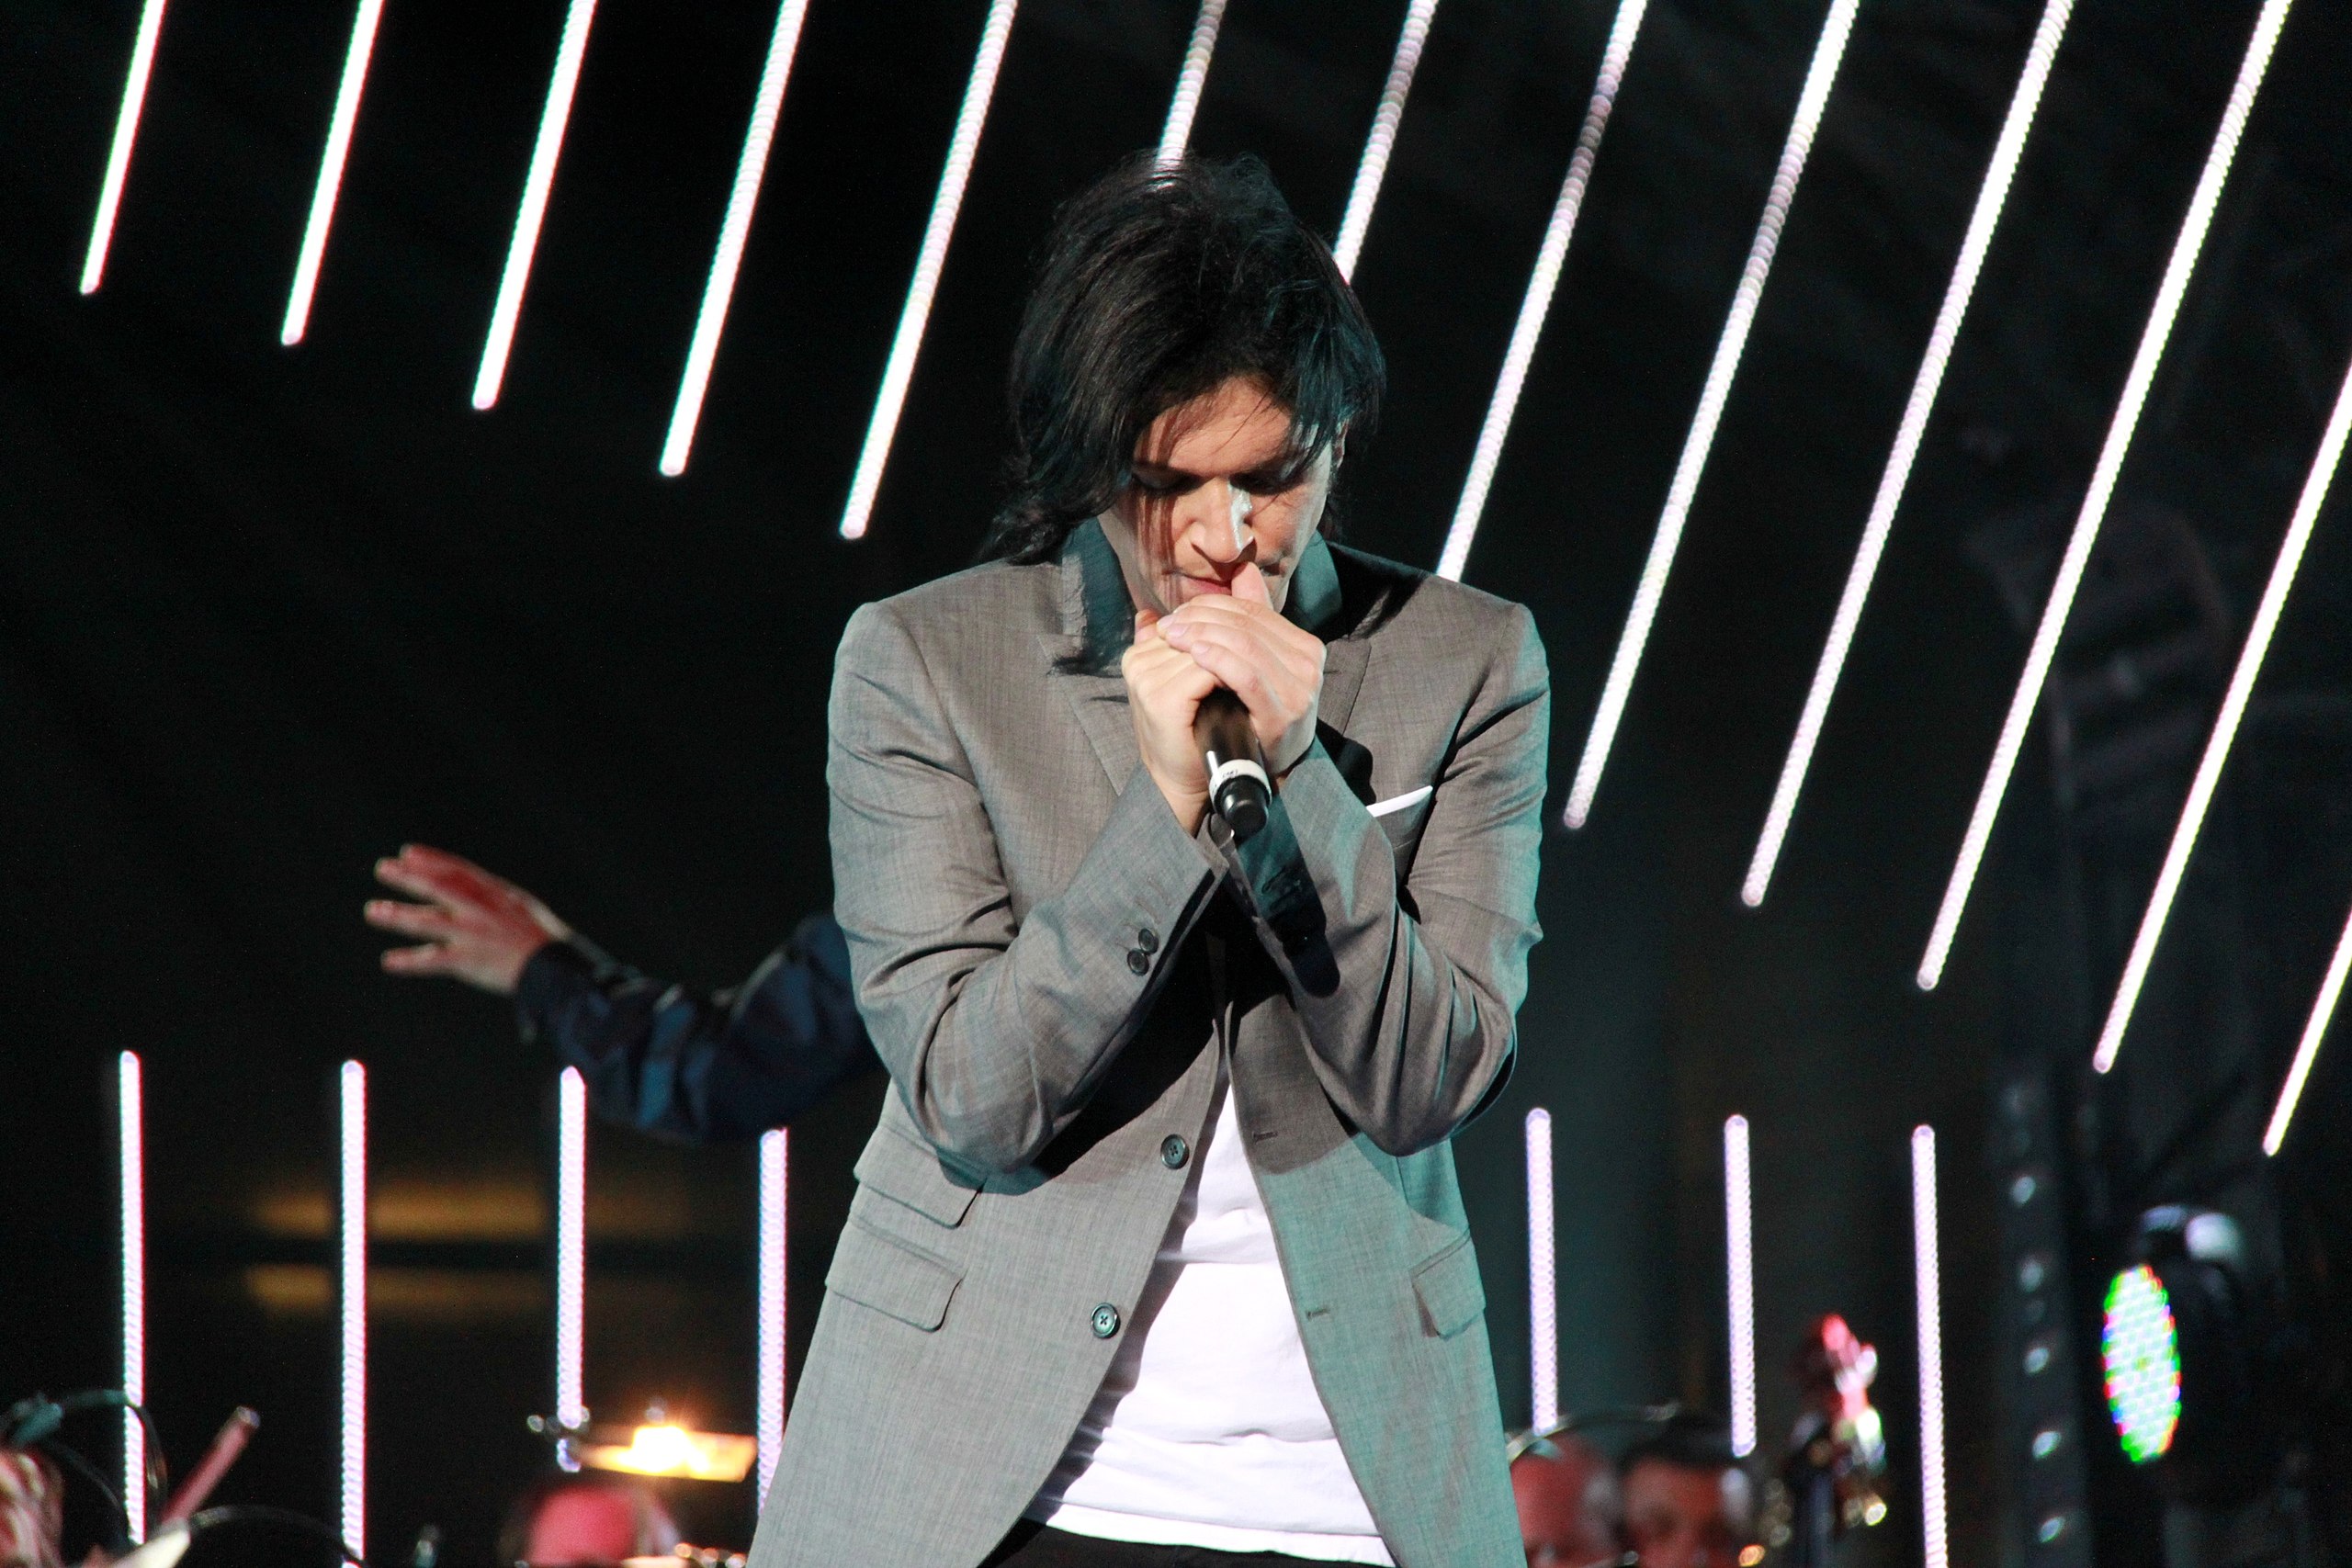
[1524,1108,1557,1433]
[1724,1114,1756,1458]
[1742,0,2075,907]
[1917,0,2296,990]
[1562,0,1862,828]
[836,0,1019,540]
[756,1129,788,1505]
[2265,896,2352,1156]
[1331,0,1441,280]
[1435,0,1648,583]
[2095,347,2352,1071]
[1157,0,1230,166]
[472,0,600,410]
[119,1052,146,1543]
[658,0,813,477]
[339,1061,368,1562]
[557,1067,589,1440]
[81,0,171,294]
[1912,1125,1947,1568]
[281,0,388,344]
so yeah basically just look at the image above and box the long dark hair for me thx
[984,153,1385,563]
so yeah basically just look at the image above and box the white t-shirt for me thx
[1027,1066,1394,1564]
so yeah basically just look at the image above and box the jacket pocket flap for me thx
[854,1127,983,1228]
[827,1220,962,1332]
[1412,1235,1486,1339]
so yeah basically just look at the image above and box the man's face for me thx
[1511,1444,1621,1568]
[1101,375,1334,617]
[1623,1460,1749,1568]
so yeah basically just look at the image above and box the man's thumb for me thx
[1233,562,1272,606]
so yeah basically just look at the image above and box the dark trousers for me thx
[982,1519,1357,1566]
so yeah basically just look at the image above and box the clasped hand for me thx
[1120,562,1324,833]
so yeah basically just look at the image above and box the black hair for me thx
[984,152,1385,563]
[1620,1410,1739,1476]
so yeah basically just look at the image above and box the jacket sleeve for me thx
[515,913,882,1145]
[826,601,1222,1173]
[1231,602,1548,1156]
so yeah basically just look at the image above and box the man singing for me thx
[755,154,1548,1567]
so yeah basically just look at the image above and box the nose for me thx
[1187,479,1252,565]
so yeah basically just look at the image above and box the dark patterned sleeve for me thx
[514,913,880,1144]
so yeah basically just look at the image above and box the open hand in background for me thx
[366,843,571,995]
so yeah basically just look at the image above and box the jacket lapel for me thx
[1285,529,1369,738]
[1042,522,1142,795]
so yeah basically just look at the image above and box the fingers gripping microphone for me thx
[1194,690,1271,841]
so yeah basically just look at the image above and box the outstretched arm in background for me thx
[367,844,877,1144]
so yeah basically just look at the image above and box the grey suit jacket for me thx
[750,521,1548,1567]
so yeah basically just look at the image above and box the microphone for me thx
[1193,689,1270,841]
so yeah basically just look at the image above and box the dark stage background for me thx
[5,1,2349,1564]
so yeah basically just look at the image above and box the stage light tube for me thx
[81,0,171,294]
[837,0,1019,540]
[1436,0,1648,583]
[119,1052,145,1543]
[281,0,387,344]
[757,1129,788,1505]
[1331,0,1440,280]
[1562,0,1861,827]
[658,0,812,477]
[1157,0,1229,167]
[1742,0,2075,907]
[2096,347,2352,1072]
[2265,897,2352,1155]
[1724,1114,1756,1458]
[1912,1125,1947,1568]
[1917,0,2295,991]
[472,0,599,410]
[1524,1109,1557,1433]
[338,1062,367,1562]
[557,1067,588,1438]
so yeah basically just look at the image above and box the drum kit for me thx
[2,1387,763,1567]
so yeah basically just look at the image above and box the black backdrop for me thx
[6,0,2349,1562]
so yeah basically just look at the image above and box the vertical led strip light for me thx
[756,1129,789,1504]
[658,0,813,477]
[118,1053,146,1543]
[81,0,170,293]
[1912,1126,1948,1568]
[1524,1109,1557,1433]
[281,0,388,344]
[1157,0,1230,166]
[1563,0,1860,827]
[1916,0,2297,990]
[338,1062,368,1562]
[2096,346,2352,1072]
[557,1067,589,1438]
[1724,1115,1757,1458]
[1331,0,1442,280]
[837,0,1019,540]
[1742,0,2075,907]
[1436,0,1648,582]
[472,0,600,410]
[2265,897,2352,1156]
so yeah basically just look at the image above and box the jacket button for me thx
[1160,1134,1190,1169]
[1136,927,1159,953]
[1091,1303,1122,1338]
[1125,948,1150,976]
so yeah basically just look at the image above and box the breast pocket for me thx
[1371,785,1435,877]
